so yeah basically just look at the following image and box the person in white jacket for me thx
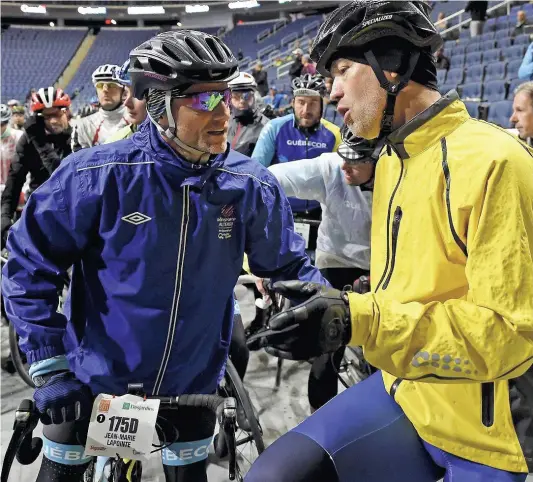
[269,130,375,411]
[71,64,130,151]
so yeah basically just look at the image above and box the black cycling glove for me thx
[248,280,352,361]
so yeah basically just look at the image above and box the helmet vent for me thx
[148,58,173,77]
[184,37,206,62]
[205,37,225,63]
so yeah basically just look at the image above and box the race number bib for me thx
[84,394,160,462]
[294,222,311,248]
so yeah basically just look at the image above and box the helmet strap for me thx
[364,50,420,140]
[147,92,211,164]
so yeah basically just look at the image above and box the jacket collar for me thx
[386,91,470,160]
[132,118,227,189]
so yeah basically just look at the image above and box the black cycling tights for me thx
[36,405,215,482]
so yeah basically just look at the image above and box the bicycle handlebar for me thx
[2,385,239,482]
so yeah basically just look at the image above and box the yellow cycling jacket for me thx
[347,91,533,473]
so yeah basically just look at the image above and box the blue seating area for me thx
[438,21,531,127]
[1,27,87,102]
[66,28,159,107]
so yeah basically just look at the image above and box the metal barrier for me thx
[303,20,320,36]
[281,31,298,48]
[277,61,292,79]
[439,0,512,40]
[258,43,276,59]
[257,27,271,43]
[268,49,281,61]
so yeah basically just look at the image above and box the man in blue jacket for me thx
[2,30,326,482]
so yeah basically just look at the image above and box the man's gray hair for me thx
[514,81,533,102]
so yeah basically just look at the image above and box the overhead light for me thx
[176,22,182,26]
[111,19,117,25]
[228,0,259,9]
[127,6,165,15]
[49,21,55,27]
[185,4,209,13]
[78,6,107,15]
[20,4,47,14]
[278,0,292,2]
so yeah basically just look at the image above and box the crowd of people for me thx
[1,1,533,482]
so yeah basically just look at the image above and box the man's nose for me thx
[330,78,344,102]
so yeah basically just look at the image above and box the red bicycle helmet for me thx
[31,87,71,113]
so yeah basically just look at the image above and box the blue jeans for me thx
[245,371,528,482]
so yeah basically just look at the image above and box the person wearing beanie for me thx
[247,1,533,481]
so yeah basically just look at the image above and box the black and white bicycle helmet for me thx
[311,1,442,151]
[228,72,257,92]
[92,64,120,85]
[292,74,326,97]
[129,30,239,100]
[338,124,376,164]
[1,104,12,124]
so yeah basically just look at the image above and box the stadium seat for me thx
[513,35,530,46]
[444,40,456,50]
[450,55,465,69]
[485,61,507,81]
[485,18,497,31]
[463,100,480,119]
[502,45,526,62]
[482,40,497,51]
[437,69,447,84]
[487,100,514,128]
[507,59,523,80]
[497,37,513,49]
[440,83,457,95]
[465,51,483,64]
[484,80,507,102]
[464,64,484,83]
[459,29,471,40]
[466,42,481,53]
[480,31,495,41]
[460,82,483,100]
[452,44,467,56]
[483,49,501,63]
[446,68,464,86]
[508,78,527,98]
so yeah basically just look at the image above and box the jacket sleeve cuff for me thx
[26,345,66,365]
[347,292,374,346]
[29,355,70,380]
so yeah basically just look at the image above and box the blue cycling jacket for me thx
[2,119,325,397]
[251,114,341,213]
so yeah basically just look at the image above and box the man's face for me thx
[95,82,123,109]
[293,95,322,128]
[12,113,24,128]
[123,86,147,125]
[518,11,526,23]
[510,91,533,139]
[41,107,69,134]
[231,90,255,112]
[1,122,8,135]
[341,160,375,186]
[331,58,386,140]
[163,82,231,155]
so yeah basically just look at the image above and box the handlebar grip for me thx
[176,394,227,415]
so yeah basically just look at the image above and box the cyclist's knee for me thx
[245,431,337,482]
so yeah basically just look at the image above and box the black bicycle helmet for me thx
[129,30,239,100]
[311,1,442,154]
[311,1,442,77]
[291,74,326,97]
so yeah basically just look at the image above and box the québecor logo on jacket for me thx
[218,205,236,240]
[286,139,328,149]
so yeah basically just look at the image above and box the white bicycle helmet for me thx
[229,72,257,92]
[1,104,12,123]
[92,64,121,85]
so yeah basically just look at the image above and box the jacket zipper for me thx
[305,135,309,158]
[390,378,403,399]
[153,185,191,395]
[374,158,404,292]
[481,382,495,427]
[440,138,467,257]
[382,206,403,290]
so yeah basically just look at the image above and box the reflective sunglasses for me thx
[95,82,122,91]
[174,89,231,112]
[231,91,255,102]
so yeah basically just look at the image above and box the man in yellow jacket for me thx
[245,2,533,482]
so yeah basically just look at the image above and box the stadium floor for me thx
[2,286,532,481]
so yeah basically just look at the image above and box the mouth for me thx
[207,129,226,136]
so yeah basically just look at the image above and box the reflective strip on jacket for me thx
[346,91,533,473]
[1,118,325,397]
